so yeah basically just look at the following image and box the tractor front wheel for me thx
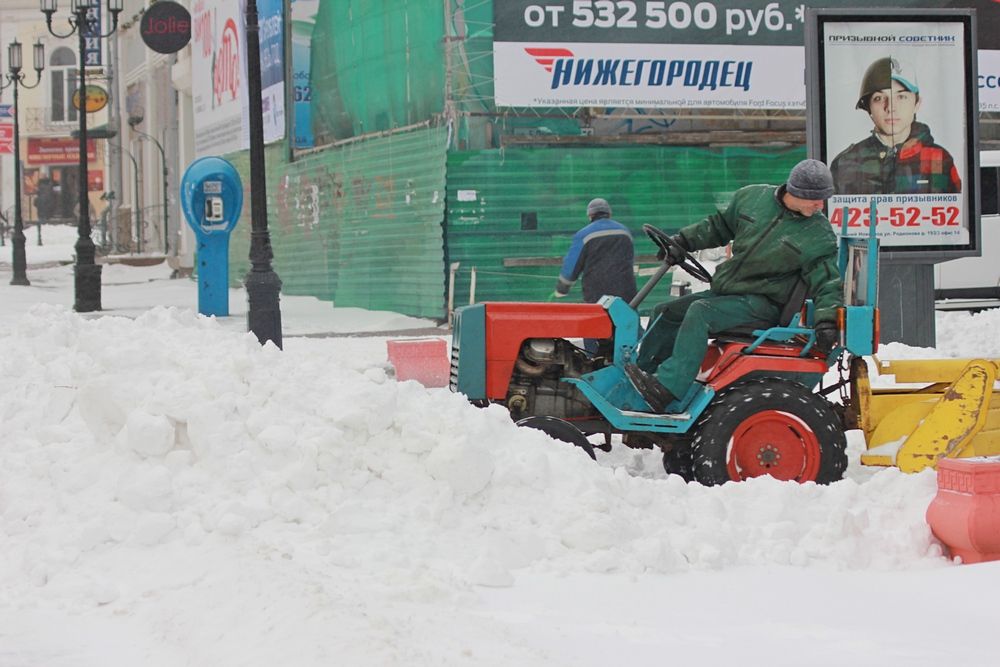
[691,378,847,486]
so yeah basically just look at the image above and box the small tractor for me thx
[448,209,1000,484]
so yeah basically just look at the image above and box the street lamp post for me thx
[41,0,123,312]
[1,39,45,286]
[108,141,140,253]
[244,0,283,348]
[127,115,169,254]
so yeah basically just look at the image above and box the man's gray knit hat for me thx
[587,197,612,218]
[786,159,835,200]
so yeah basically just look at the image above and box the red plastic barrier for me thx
[386,338,450,387]
[926,457,1000,564]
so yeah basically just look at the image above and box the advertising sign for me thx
[26,138,98,165]
[291,0,319,148]
[190,0,285,157]
[257,0,286,144]
[808,10,978,256]
[493,1,1000,111]
[141,0,192,54]
[191,0,248,157]
[72,84,109,112]
[0,123,13,154]
[82,3,102,66]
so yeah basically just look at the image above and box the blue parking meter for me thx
[180,157,243,317]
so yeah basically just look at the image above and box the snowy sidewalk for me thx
[1,225,442,338]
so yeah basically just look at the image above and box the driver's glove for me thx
[655,234,689,266]
[814,321,839,353]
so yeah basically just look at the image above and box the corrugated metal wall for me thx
[228,126,449,319]
[445,145,804,305]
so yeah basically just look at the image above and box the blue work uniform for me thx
[555,217,637,303]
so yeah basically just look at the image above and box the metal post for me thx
[447,261,459,328]
[2,39,44,286]
[36,207,42,245]
[243,0,283,348]
[131,126,168,253]
[73,10,99,309]
[107,28,122,254]
[108,142,138,252]
[42,0,123,312]
[9,77,28,285]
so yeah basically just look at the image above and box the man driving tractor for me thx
[625,159,845,412]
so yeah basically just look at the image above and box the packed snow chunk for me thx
[76,378,132,444]
[125,410,176,457]
[469,555,515,588]
[115,463,174,513]
[89,578,120,606]
[257,424,298,453]
[216,513,250,537]
[560,513,627,553]
[426,437,495,497]
[133,512,176,546]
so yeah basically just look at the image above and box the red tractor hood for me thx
[484,302,612,399]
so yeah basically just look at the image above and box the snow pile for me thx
[0,306,948,619]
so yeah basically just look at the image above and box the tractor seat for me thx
[713,280,809,341]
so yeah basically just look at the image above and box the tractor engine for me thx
[504,338,603,421]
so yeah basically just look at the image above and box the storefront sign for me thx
[26,138,98,165]
[0,123,13,154]
[141,1,192,54]
[72,85,109,112]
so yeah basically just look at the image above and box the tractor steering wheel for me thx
[643,223,713,284]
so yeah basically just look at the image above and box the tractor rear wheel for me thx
[690,378,847,486]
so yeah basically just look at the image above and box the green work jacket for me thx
[678,184,844,324]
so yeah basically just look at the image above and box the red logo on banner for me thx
[525,47,574,73]
[0,123,13,154]
[213,18,241,105]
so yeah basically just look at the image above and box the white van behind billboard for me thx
[934,150,1000,310]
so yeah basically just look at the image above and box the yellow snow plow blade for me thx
[857,358,1000,472]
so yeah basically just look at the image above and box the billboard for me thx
[190,0,285,158]
[191,0,247,156]
[290,0,319,149]
[493,0,1000,111]
[258,0,286,144]
[807,9,978,257]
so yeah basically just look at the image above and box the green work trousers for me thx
[635,291,781,397]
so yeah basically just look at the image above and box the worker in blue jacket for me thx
[554,198,638,305]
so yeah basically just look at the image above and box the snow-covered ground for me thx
[1,225,999,666]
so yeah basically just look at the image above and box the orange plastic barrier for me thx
[386,338,450,387]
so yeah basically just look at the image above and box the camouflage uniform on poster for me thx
[831,121,961,194]
[831,56,962,195]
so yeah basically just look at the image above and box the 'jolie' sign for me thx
[141,0,192,55]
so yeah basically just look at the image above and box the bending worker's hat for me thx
[587,197,612,219]
[786,159,835,200]
[856,56,920,110]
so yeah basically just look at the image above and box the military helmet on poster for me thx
[855,56,920,111]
